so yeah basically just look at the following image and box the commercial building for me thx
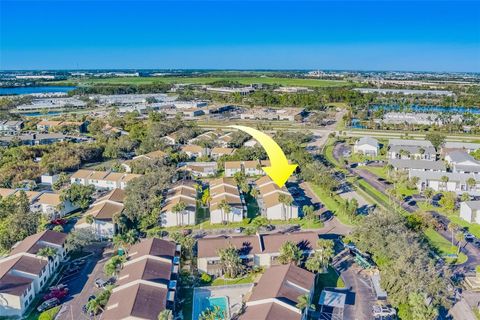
[103,238,180,320]
[16,98,87,111]
[70,170,141,190]
[353,136,379,156]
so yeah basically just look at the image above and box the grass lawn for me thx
[423,228,468,264]
[309,183,355,226]
[211,274,255,286]
[361,166,388,180]
[50,76,350,88]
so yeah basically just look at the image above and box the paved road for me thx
[57,244,112,320]
[332,250,377,320]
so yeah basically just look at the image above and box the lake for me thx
[370,104,480,114]
[0,86,76,95]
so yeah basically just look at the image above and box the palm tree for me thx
[296,293,311,311]
[467,177,476,191]
[199,306,226,320]
[455,232,464,255]
[423,188,435,204]
[37,247,57,261]
[461,193,470,202]
[217,245,243,278]
[157,309,173,320]
[173,201,187,226]
[277,241,302,265]
[86,214,94,225]
[447,222,460,246]
[440,176,449,190]
[86,298,104,316]
[278,194,293,220]
[219,199,232,223]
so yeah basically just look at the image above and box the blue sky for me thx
[1,1,479,71]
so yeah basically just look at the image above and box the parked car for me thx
[95,277,115,288]
[64,265,80,275]
[88,295,96,302]
[51,218,67,225]
[37,298,60,312]
[71,259,86,267]
[82,304,95,316]
[464,233,475,242]
[49,284,67,291]
[43,288,69,301]
[472,239,480,248]
[373,305,397,317]
[234,227,244,233]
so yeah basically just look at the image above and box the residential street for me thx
[56,244,112,320]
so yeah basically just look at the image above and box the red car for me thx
[51,218,67,225]
[43,288,69,301]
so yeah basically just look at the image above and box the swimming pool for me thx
[192,295,229,319]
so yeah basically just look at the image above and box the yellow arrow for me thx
[229,125,297,187]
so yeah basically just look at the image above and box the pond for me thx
[0,86,76,95]
[370,104,480,114]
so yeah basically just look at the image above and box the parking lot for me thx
[56,243,112,320]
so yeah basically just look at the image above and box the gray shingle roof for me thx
[388,139,433,148]
[389,159,446,171]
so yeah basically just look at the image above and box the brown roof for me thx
[103,172,124,182]
[0,188,16,198]
[197,235,261,258]
[98,189,126,203]
[210,194,243,211]
[10,230,67,255]
[11,255,48,275]
[256,175,274,187]
[71,169,94,179]
[136,150,167,160]
[103,283,168,320]
[243,160,260,169]
[181,145,203,153]
[162,195,196,212]
[261,232,318,254]
[211,147,235,155]
[116,258,172,287]
[240,302,301,320]
[128,238,177,261]
[210,177,236,187]
[36,193,62,206]
[88,201,124,220]
[249,263,315,305]
[0,273,33,296]
[224,161,242,169]
[0,255,48,296]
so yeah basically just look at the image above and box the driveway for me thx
[57,244,112,320]
[332,249,377,320]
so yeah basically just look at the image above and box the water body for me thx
[22,112,62,117]
[0,86,76,95]
[370,104,480,114]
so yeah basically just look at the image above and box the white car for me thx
[373,305,397,317]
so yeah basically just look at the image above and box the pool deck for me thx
[193,284,254,319]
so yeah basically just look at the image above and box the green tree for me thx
[61,184,95,210]
[305,239,335,273]
[217,245,244,278]
[52,225,64,233]
[172,201,188,226]
[296,293,311,311]
[408,292,438,320]
[466,177,476,191]
[104,255,126,277]
[439,192,456,212]
[199,306,226,320]
[278,193,293,220]
[277,241,302,265]
[218,199,232,223]
[157,310,173,320]
[201,188,212,207]
[37,247,57,260]
[302,205,315,221]
[65,228,96,252]
[425,132,446,151]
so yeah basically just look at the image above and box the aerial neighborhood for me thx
[0,68,479,320]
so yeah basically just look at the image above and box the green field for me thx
[50,76,350,88]
[423,228,468,264]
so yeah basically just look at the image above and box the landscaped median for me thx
[309,183,356,226]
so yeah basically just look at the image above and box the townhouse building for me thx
[224,160,268,177]
[121,150,167,173]
[388,159,447,173]
[160,181,196,227]
[441,141,480,155]
[387,139,436,161]
[181,162,218,178]
[240,264,315,320]
[197,231,319,275]
[103,238,180,320]
[255,176,299,220]
[181,145,206,158]
[210,147,235,159]
[36,120,88,133]
[409,171,480,196]
[75,189,125,239]
[0,120,23,135]
[460,201,480,224]
[0,231,67,317]
[209,178,246,224]
[445,150,480,174]
[70,170,142,190]
[353,136,379,156]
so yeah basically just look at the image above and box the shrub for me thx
[200,272,212,284]
[38,306,61,320]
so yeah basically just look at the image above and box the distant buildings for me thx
[353,137,379,156]
[240,108,305,122]
[121,150,167,173]
[381,112,462,126]
[36,120,88,133]
[460,201,480,224]
[0,133,74,146]
[354,88,455,96]
[0,120,23,135]
[103,238,180,320]
[0,231,67,317]
[16,98,87,111]
[70,170,141,190]
[206,86,255,95]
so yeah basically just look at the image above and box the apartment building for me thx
[209,178,245,224]
[181,162,218,178]
[387,139,436,161]
[441,141,480,155]
[0,188,77,219]
[460,201,480,224]
[103,238,181,320]
[160,181,196,227]
[181,145,207,158]
[240,108,305,122]
[445,150,480,174]
[388,159,447,172]
[0,231,67,317]
[0,133,71,146]
[409,171,480,196]
[122,150,167,173]
[36,120,88,133]
[70,170,142,190]
[0,120,23,135]
[197,231,319,275]
[255,176,298,220]
[240,264,315,320]
[75,189,125,239]
[210,147,235,159]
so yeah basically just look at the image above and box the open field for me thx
[48,76,351,87]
